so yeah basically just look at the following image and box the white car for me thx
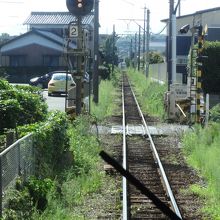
[48,73,75,96]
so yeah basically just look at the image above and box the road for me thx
[42,90,66,112]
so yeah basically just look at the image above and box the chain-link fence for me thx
[0,133,35,216]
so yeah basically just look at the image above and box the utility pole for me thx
[138,25,141,71]
[130,38,133,59]
[168,0,174,90]
[178,0,181,16]
[145,9,150,77]
[112,24,116,74]
[143,6,146,57]
[134,33,137,68]
[93,0,99,103]
[170,0,181,85]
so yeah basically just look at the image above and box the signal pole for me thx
[145,9,150,77]
[66,0,94,113]
[93,0,99,103]
[75,16,83,115]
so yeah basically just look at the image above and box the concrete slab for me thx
[91,124,190,136]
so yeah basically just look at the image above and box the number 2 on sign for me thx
[69,25,78,37]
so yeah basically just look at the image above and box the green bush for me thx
[0,79,48,134]
[33,111,70,178]
[191,41,220,94]
[0,78,12,90]
[209,104,220,122]
[0,99,21,132]
[29,116,104,219]
[25,177,55,211]
[3,188,34,220]
[99,65,110,80]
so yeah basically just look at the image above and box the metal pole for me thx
[205,93,209,127]
[138,25,141,71]
[134,33,137,68]
[143,6,146,68]
[75,16,83,115]
[171,13,176,83]
[93,0,99,103]
[168,0,174,90]
[145,9,150,77]
[130,39,133,59]
[178,0,181,16]
[112,24,115,74]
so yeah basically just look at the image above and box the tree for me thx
[0,33,10,46]
[99,35,119,79]
[148,51,164,64]
[102,35,119,67]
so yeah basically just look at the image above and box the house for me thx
[0,12,94,83]
[161,7,220,84]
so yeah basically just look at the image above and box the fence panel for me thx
[0,133,34,216]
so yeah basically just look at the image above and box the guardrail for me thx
[0,133,35,217]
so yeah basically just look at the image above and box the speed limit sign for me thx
[69,24,78,37]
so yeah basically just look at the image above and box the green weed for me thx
[127,68,166,118]
[182,123,220,219]
[91,71,120,121]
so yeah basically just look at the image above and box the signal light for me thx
[77,0,82,8]
[66,0,94,16]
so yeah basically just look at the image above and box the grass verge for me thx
[90,69,121,121]
[31,115,118,219]
[182,122,220,219]
[127,68,167,119]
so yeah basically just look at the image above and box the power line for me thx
[118,0,134,6]
[0,1,24,3]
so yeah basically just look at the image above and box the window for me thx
[43,55,59,67]
[10,55,26,66]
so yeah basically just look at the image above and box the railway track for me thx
[123,74,183,219]
[101,73,183,219]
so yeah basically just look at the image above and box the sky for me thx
[0,0,219,36]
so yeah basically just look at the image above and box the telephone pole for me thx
[168,0,174,90]
[112,24,116,74]
[145,9,150,77]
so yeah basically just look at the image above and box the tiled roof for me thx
[34,29,76,48]
[24,11,94,25]
[0,29,76,51]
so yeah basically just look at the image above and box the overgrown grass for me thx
[90,69,121,121]
[32,116,117,219]
[127,68,167,119]
[182,122,220,219]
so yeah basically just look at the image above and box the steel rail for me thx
[128,79,183,219]
[122,76,128,220]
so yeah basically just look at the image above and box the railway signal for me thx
[66,0,94,16]
[66,0,94,115]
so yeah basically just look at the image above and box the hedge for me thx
[0,79,48,134]
[201,41,220,93]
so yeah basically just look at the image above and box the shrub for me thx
[25,177,55,211]
[33,111,70,178]
[209,104,220,122]
[0,79,48,134]
[3,188,34,220]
